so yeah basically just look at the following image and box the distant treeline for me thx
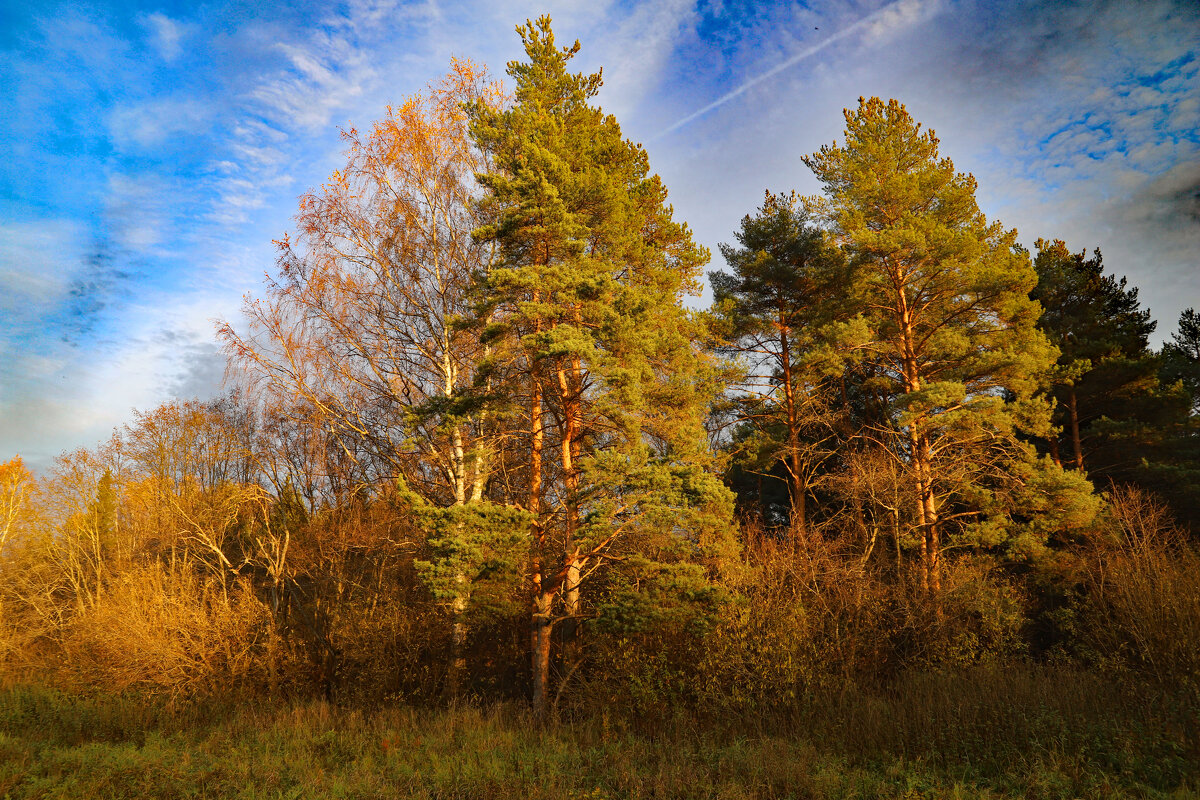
[0,17,1197,718]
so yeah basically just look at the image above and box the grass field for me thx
[0,669,1195,799]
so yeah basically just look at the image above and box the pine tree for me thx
[1031,239,1156,471]
[1158,308,1200,524]
[1032,243,1198,525]
[1163,308,1200,417]
[711,191,848,535]
[468,16,736,715]
[804,98,1094,590]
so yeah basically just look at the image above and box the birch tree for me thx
[220,60,504,505]
[220,61,514,696]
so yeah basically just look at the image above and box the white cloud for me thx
[6,0,1199,468]
[107,97,211,149]
[0,219,80,316]
[584,0,698,121]
[246,25,377,134]
[861,0,946,45]
[0,222,107,469]
[104,173,172,252]
[142,12,187,62]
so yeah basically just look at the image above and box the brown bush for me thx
[596,521,1030,719]
[57,563,270,697]
[1074,485,1200,689]
[892,555,1029,669]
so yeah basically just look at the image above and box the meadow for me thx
[0,666,1195,800]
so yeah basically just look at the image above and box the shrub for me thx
[1073,486,1200,690]
[57,563,269,697]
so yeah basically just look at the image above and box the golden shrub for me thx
[58,563,269,697]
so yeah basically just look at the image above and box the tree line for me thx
[1,18,1197,716]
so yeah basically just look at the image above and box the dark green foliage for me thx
[1032,241,1200,526]
[412,500,530,619]
[711,192,850,532]
[1163,307,1200,416]
[1031,239,1158,478]
[711,192,842,332]
[1033,242,1154,366]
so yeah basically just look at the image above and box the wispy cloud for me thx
[860,0,944,44]
[107,97,212,150]
[103,173,176,252]
[0,219,80,319]
[584,0,699,122]
[655,0,944,139]
[910,0,1200,329]
[140,12,189,62]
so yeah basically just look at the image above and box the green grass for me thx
[0,670,1195,799]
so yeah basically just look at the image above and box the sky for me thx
[1,0,1198,473]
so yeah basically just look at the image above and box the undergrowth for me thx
[0,666,1195,800]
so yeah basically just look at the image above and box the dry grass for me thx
[0,673,1194,800]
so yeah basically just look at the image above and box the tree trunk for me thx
[909,428,940,595]
[451,425,466,505]
[922,449,940,595]
[792,484,807,539]
[891,507,902,573]
[445,347,468,697]
[898,288,939,595]
[562,555,581,667]
[557,358,582,662]
[527,331,550,717]
[530,581,553,719]
[778,316,806,538]
[910,426,931,593]
[1068,388,1084,471]
[267,617,280,698]
[756,473,766,524]
[445,581,468,699]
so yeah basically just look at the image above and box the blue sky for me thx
[2,0,1199,471]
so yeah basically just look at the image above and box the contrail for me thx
[653,0,911,140]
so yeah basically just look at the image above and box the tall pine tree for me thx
[1032,241,1198,526]
[804,98,1095,591]
[1163,308,1200,417]
[468,17,736,716]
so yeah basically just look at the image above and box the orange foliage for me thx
[219,59,507,507]
[0,456,36,555]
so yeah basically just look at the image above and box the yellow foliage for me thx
[58,563,269,697]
